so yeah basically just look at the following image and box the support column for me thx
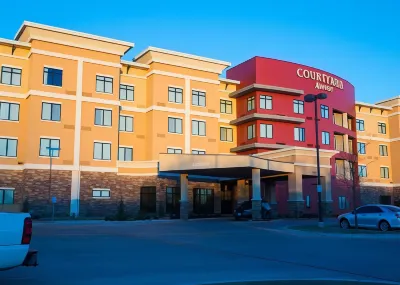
[180,174,189,220]
[70,170,80,217]
[321,175,333,217]
[343,134,349,153]
[287,171,304,218]
[251,168,262,220]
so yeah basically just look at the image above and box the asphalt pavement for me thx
[1,218,399,285]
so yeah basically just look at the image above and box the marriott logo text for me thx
[296,68,344,92]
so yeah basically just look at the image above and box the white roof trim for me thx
[0,38,31,47]
[121,60,150,69]
[375,95,400,105]
[356,101,392,110]
[135,46,231,67]
[219,78,240,85]
[14,21,135,48]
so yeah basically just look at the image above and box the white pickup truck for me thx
[0,212,38,270]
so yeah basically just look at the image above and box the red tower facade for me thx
[227,57,357,215]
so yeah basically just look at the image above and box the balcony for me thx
[334,135,344,152]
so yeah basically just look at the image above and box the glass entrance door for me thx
[193,188,214,216]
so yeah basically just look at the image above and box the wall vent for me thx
[64,124,75,129]
[157,134,165,138]
[82,92,92,97]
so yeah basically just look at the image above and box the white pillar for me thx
[252,168,261,200]
[70,170,80,216]
[180,174,189,220]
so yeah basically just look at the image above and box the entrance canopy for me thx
[158,153,294,179]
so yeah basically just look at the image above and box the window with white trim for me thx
[168,117,182,134]
[320,105,329,119]
[93,142,111,160]
[92,189,110,198]
[96,75,113,93]
[119,115,133,132]
[0,189,14,204]
[95,108,112,126]
[1,66,21,86]
[260,124,273,138]
[220,99,232,114]
[358,165,367,177]
[0,101,19,121]
[378,122,386,134]
[0,138,17,157]
[39,138,60,157]
[192,90,206,107]
[379,145,388,156]
[260,95,272,110]
[220,127,233,142]
[247,97,255,111]
[43,67,63,87]
[306,195,310,208]
[338,196,347,210]
[380,167,389,179]
[294,127,305,142]
[293,100,304,114]
[356,119,364,131]
[118,147,133,161]
[192,150,206,155]
[357,142,366,154]
[322,131,330,145]
[120,84,134,101]
[42,102,61,121]
[168,87,183,103]
[192,120,206,136]
[167,148,182,154]
[247,124,255,139]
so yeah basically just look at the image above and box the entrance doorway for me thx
[166,187,180,218]
[221,182,235,214]
[193,188,214,216]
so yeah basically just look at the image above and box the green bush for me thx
[115,199,128,221]
[22,198,30,213]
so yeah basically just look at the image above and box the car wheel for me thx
[340,218,350,229]
[379,220,391,232]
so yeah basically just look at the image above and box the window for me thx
[1,66,21,86]
[168,87,183,103]
[321,105,329,119]
[43,67,62,87]
[140,186,156,213]
[93,142,111,160]
[192,90,206,107]
[338,196,347,210]
[168,117,182,134]
[247,124,255,139]
[119,115,133,132]
[0,102,19,121]
[39,138,60,157]
[193,188,214,215]
[119,84,134,101]
[322,131,330,145]
[192,120,206,136]
[357,206,382,214]
[220,127,233,142]
[220,99,232,114]
[92,189,110,198]
[166,187,180,214]
[0,138,17,157]
[167,148,182,154]
[118,147,133,161]
[378,122,386,134]
[293,100,304,114]
[96,75,113,94]
[41,102,61,121]
[380,167,389,179]
[294,127,305,142]
[357,142,366,154]
[306,195,311,208]
[260,124,273,138]
[358,165,367,177]
[95,108,112,126]
[379,145,388,156]
[260,95,272,110]
[0,189,14,204]
[192,150,206,155]
[356,119,365,131]
[247,97,255,111]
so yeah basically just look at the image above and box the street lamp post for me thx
[47,146,61,221]
[304,93,328,228]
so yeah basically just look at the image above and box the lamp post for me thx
[304,92,328,228]
[47,146,61,221]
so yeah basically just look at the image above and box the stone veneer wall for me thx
[360,186,400,205]
[0,169,221,218]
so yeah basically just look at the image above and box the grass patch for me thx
[288,224,399,235]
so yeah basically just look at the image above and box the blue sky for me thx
[1,0,399,103]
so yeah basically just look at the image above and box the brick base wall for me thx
[360,186,394,205]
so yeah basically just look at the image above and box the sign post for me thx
[51,196,57,222]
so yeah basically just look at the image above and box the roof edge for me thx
[356,101,392,111]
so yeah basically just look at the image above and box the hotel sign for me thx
[296,68,344,92]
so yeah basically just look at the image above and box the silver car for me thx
[338,204,400,232]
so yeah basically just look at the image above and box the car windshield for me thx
[383,206,400,212]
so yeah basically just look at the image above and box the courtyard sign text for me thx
[296,68,344,92]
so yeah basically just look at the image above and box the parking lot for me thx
[1,218,400,285]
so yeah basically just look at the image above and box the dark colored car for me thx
[233,200,271,220]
